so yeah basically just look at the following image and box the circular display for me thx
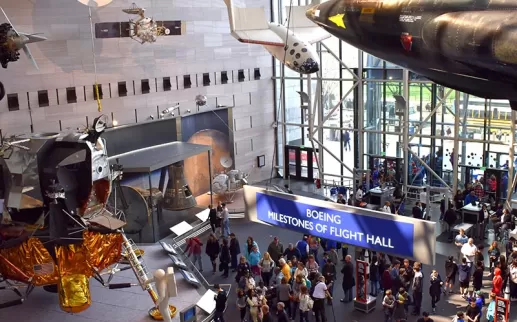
[77,0,113,7]
[107,185,149,234]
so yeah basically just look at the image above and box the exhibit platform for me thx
[0,244,214,322]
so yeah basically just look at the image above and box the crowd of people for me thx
[184,224,515,322]
[180,187,517,322]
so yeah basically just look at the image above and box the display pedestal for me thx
[353,295,376,313]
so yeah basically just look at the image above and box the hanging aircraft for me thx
[222,0,330,74]
[0,7,46,70]
[306,0,517,110]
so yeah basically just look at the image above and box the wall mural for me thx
[181,109,232,197]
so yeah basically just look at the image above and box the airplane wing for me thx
[223,1,284,47]
[0,7,19,36]
[22,45,39,70]
[286,5,330,44]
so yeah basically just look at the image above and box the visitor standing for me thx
[213,284,227,322]
[219,238,230,278]
[312,275,331,322]
[184,237,203,272]
[221,202,230,237]
[340,255,355,303]
[206,233,220,274]
[208,204,218,233]
[229,233,241,272]
[259,252,275,286]
[411,262,423,316]
[267,236,284,264]
[429,270,443,313]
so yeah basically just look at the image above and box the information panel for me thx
[244,186,436,265]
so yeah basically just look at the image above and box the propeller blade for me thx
[22,45,39,70]
[0,7,19,36]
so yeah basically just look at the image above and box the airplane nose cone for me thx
[305,4,320,22]
[26,34,47,44]
[299,58,319,74]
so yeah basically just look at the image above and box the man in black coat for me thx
[208,204,218,233]
[340,255,355,303]
[229,233,240,272]
[261,305,273,322]
[283,243,301,262]
[412,202,423,219]
[213,284,227,322]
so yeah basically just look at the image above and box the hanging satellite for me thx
[77,0,113,7]
[123,3,170,44]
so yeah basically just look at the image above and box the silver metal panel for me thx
[243,185,436,266]
[108,142,211,173]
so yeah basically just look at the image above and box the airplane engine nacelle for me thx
[422,11,517,66]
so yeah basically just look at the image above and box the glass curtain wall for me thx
[273,0,515,196]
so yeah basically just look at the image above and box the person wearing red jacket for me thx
[185,237,203,272]
[492,267,503,296]
[381,264,393,296]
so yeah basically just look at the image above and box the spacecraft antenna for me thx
[220,155,233,168]
[77,0,113,7]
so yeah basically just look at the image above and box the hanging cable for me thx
[267,0,295,190]
[88,6,102,112]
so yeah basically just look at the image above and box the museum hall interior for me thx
[0,0,516,322]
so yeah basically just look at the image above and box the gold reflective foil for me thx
[56,244,92,313]
[149,305,177,321]
[0,238,58,286]
[83,231,123,271]
[58,274,91,313]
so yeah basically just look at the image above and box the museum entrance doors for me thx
[285,145,318,181]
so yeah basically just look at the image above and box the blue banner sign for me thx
[256,192,415,258]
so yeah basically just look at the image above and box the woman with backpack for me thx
[298,285,313,322]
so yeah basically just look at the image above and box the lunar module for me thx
[0,116,175,319]
[123,3,170,44]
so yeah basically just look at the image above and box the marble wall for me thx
[0,0,275,182]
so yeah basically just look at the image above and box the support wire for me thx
[88,6,102,112]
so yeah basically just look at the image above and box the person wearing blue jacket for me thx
[486,292,496,322]
[325,239,337,252]
[464,190,478,205]
[296,235,309,263]
[248,245,261,276]
[244,237,259,262]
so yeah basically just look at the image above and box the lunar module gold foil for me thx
[0,238,59,285]
[56,244,92,313]
[83,230,123,270]
[58,274,91,313]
